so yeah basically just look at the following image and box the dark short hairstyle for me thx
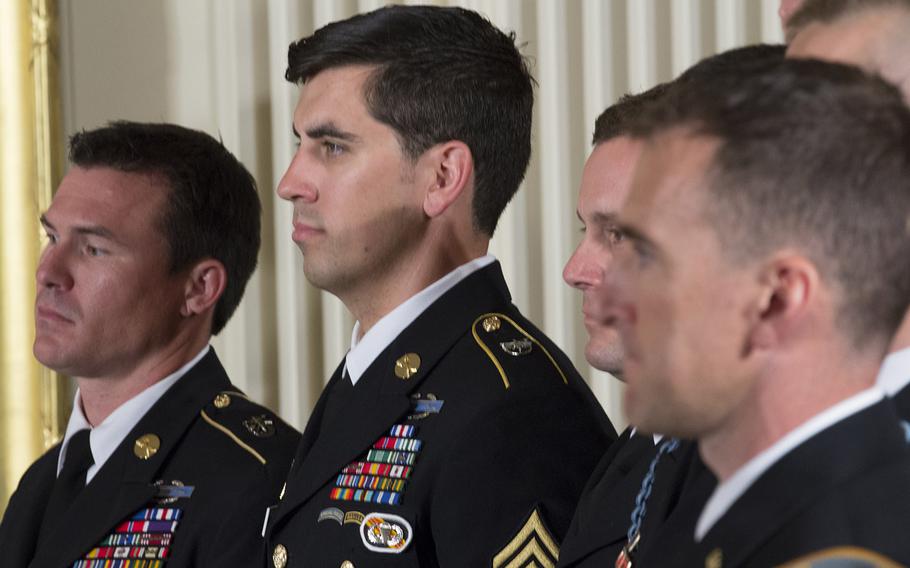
[628,58,910,349]
[676,44,787,84]
[788,0,910,40]
[286,5,534,236]
[592,83,671,146]
[69,121,261,335]
[591,44,785,146]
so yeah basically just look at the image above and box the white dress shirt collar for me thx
[345,255,496,385]
[58,345,211,483]
[876,346,910,397]
[628,427,664,446]
[695,385,884,541]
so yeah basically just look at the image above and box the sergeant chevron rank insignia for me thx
[493,507,559,568]
[360,512,413,554]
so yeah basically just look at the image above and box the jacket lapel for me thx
[0,449,59,566]
[29,350,232,568]
[272,262,513,527]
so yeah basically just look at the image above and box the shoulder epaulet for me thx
[200,390,286,466]
[764,547,901,568]
[471,312,568,389]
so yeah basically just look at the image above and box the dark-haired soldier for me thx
[610,58,910,566]
[786,0,910,423]
[0,121,300,567]
[558,43,787,568]
[264,5,615,567]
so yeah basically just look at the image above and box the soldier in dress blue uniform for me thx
[264,5,616,567]
[787,0,910,420]
[558,43,789,568]
[607,58,910,566]
[0,121,301,567]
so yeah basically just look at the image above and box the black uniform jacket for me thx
[0,349,301,568]
[892,383,910,420]
[638,399,910,567]
[557,431,704,567]
[264,262,616,568]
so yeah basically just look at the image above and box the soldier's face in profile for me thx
[563,136,642,377]
[607,131,759,437]
[277,65,427,300]
[34,167,188,379]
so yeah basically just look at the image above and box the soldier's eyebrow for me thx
[614,221,653,248]
[305,122,360,143]
[40,214,119,242]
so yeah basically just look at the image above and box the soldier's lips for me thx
[292,221,324,243]
[36,304,75,324]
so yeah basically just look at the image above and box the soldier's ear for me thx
[747,252,818,351]
[181,259,226,317]
[422,141,473,219]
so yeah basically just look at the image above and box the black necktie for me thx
[38,428,94,540]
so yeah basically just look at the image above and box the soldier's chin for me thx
[584,339,624,378]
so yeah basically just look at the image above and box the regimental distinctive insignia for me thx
[75,506,183,567]
[482,315,501,332]
[360,512,413,554]
[492,508,558,568]
[244,414,276,438]
[152,480,194,504]
[500,338,533,356]
[394,353,421,380]
[705,548,723,568]
[213,393,231,408]
[317,507,344,525]
[472,312,569,389]
[330,424,422,506]
[133,434,160,460]
[408,393,444,421]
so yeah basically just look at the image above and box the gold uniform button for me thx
[213,393,231,408]
[705,548,723,568]
[272,544,288,568]
[340,561,355,568]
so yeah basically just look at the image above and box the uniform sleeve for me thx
[429,387,612,567]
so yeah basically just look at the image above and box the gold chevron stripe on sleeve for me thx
[492,508,559,568]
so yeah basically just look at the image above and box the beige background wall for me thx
[57,0,785,433]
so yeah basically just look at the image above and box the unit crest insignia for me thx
[244,414,276,438]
